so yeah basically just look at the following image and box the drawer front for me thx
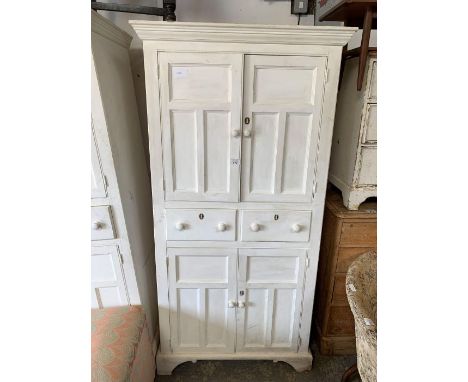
[362,104,377,144]
[336,247,375,273]
[357,147,377,186]
[326,305,355,336]
[166,209,236,241]
[340,222,377,247]
[240,210,311,242]
[91,206,116,241]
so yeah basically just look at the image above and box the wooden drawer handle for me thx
[175,222,185,231]
[291,223,302,233]
[92,221,104,230]
[249,222,260,232]
[217,222,227,232]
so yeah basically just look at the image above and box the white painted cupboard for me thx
[329,55,377,209]
[131,21,356,374]
[91,11,158,344]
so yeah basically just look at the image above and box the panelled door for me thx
[159,53,243,202]
[236,249,306,351]
[241,55,327,202]
[167,248,237,353]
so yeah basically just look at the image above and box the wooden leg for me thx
[357,6,373,90]
[341,363,358,382]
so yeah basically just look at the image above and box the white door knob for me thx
[243,129,251,137]
[175,222,185,231]
[249,222,260,232]
[217,222,227,232]
[92,221,103,230]
[238,301,245,308]
[291,223,302,233]
[231,129,240,137]
[228,300,236,308]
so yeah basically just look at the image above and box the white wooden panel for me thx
[249,113,278,194]
[205,111,230,194]
[91,206,116,241]
[281,113,313,194]
[170,65,231,102]
[243,288,268,347]
[246,256,299,283]
[254,67,317,104]
[358,147,377,185]
[240,210,311,242]
[206,288,230,348]
[176,255,228,283]
[271,289,296,347]
[168,248,236,353]
[166,209,236,241]
[159,53,242,202]
[91,123,107,199]
[91,246,128,308]
[176,289,200,347]
[242,55,327,203]
[362,104,377,144]
[171,110,198,192]
[237,249,306,352]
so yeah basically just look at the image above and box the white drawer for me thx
[362,103,377,144]
[91,206,116,241]
[357,147,377,186]
[166,209,236,241]
[240,210,311,242]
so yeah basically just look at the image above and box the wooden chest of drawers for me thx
[312,185,376,355]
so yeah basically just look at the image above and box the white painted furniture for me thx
[91,11,158,344]
[131,21,356,375]
[329,55,377,209]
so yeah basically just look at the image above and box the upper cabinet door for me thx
[241,55,327,203]
[159,53,243,202]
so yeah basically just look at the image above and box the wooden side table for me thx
[312,185,376,354]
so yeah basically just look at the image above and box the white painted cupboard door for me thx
[91,246,129,308]
[241,55,327,202]
[167,248,237,353]
[91,121,107,199]
[159,53,242,202]
[236,249,306,352]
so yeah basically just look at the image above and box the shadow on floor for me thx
[156,344,360,382]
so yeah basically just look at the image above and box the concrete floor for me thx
[157,344,360,382]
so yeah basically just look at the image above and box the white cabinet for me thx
[328,55,377,210]
[131,21,356,375]
[91,11,157,345]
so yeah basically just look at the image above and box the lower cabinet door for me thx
[167,248,237,353]
[91,245,129,308]
[236,249,307,352]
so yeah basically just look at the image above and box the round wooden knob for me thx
[231,129,240,137]
[217,222,227,232]
[175,222,185,231]
[250,223,260,232]
[92,221,103,230]
[243,129,251,137]
[291,223,301,233]
[238,301,245,308]
[228,300,236,308]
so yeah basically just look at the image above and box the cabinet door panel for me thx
[242,55,327,202]
[159,53,242,202]
[168,248,236,353]
[237,249,306,352]
[91,246,129,308]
